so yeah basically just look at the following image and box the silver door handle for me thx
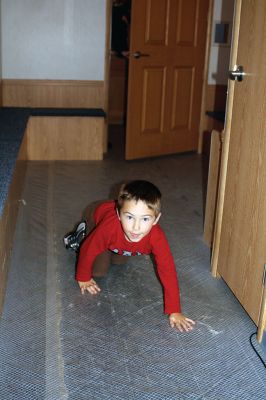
[229,65,245,82]
[133,51,150,59]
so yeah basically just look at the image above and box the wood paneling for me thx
[2,79,104,108]
[0,135,27,314]
[203,130,222,246]
[26,116,104,160]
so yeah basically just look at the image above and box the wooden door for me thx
[213,0,266,325]
[125,0,209,160]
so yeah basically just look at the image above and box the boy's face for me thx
[117,199,161,243]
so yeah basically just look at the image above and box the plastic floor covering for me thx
[0,154,265,399]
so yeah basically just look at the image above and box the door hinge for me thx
[263,264,266,286]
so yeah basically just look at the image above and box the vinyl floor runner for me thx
[0,155,265,399]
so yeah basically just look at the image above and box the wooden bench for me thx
[26,108,106,160]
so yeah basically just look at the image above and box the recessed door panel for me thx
[176,0,199,46]
[171,67,194,130]
[145,0,169,44]
[141,67,166,133]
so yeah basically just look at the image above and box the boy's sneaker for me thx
[63,221,86,252]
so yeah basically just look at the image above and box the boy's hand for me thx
[78,279,101,295]
[169,313,195,332]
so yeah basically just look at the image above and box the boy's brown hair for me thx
[117,180,162,216]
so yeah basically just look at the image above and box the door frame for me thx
[198,0,214,154]
[103,0,113,152]
[211,0,240,278]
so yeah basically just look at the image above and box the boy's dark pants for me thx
[82,201,127,278]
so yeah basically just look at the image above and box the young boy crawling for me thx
[64,180,195,332]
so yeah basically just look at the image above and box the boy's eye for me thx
[126,215,133,220]
[143,217,150,222]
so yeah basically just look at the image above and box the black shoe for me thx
[63,221,86,252]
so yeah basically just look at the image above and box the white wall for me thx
[208,0,235,85]
[1,0,106,80]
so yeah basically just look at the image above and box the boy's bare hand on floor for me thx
[169,313,195,332]
[78,279,101,295]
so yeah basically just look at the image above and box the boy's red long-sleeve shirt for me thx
[76,201,181,314]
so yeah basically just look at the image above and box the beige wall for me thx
[1,0,106,81]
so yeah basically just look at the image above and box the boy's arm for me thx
[152,228,195,331]
[75,225,109,282]
[152,229,181,314]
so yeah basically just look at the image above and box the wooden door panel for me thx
[176,0,199,45]
[171,67,194,130]
[145,0,169,44]
[131,0,169,48]
[141,67,166,133]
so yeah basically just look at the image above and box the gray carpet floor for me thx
[0,136,265,399]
